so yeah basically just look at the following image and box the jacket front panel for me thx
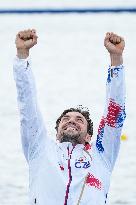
[29,141,110,205]
[13,57,126,205]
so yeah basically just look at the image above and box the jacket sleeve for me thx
[13,57,48,162]
[96,65,126,171]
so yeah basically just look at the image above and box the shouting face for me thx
[56,112,91,145]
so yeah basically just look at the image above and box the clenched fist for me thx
[104,32,125,66]
[15,29,38,59]
[104,32,125,55]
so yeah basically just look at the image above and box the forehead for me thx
[63,112,86,120]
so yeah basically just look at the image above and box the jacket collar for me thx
[56,141,89,153]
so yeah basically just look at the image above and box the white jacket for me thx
[13,57,126,205]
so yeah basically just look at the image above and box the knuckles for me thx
[17,29,37,41]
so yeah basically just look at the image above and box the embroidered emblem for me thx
[75,160,91,169]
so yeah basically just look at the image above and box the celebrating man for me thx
[13,29,126,205]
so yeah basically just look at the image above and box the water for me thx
[1,0,136,8]
[0,9,136,205]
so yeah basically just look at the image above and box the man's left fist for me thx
[104,32,125,55]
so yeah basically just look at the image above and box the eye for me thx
[62,117,69,122]
[76,118,84,123]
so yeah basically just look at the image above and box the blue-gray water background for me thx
[0,0,136,204]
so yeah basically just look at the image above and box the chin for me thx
[60,133,81,144]
[63,130,79,136]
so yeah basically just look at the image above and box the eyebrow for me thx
[63,114,68,117]
[63,115,84,120]
[76,116,84,119]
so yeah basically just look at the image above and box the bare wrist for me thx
[17,48,29,59]
[110,54,123,66]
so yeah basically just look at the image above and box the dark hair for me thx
[55,105,93,136]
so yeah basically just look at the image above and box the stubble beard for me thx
[60,132,84,145]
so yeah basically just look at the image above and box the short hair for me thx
[55,105,93,136]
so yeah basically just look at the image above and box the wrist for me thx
[110,54,123,66]
[17,48,29,59]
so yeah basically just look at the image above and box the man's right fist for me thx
[16,29,38,58]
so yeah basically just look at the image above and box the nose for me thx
[66,118,78,128]
[64,117,80,131]
[68,117,76,124]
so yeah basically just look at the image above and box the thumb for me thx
[32,34,38,45]
[24,39,33,48]
[24,34,38,48]
[31,30,38,45]
[104,32,111,47]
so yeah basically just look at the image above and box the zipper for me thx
[63,145,92,205]
[64,145,75,205]
[76,148,93,205]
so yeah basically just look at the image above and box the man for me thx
[13,29,126,205]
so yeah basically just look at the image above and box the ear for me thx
[85,134,92,143]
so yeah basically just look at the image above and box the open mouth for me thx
[63,124,79,131]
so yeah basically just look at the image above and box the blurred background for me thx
[0,0,136,204]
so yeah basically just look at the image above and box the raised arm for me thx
[96,32,126,171]
[14,29,47,162]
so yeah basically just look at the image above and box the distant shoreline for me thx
[1,8,136,14]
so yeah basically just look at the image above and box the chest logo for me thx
[75,157,91,169]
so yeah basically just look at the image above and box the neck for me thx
[60,134,84,146]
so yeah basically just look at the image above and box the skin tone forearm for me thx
[110,54,123,66]
[17,48,29,59]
